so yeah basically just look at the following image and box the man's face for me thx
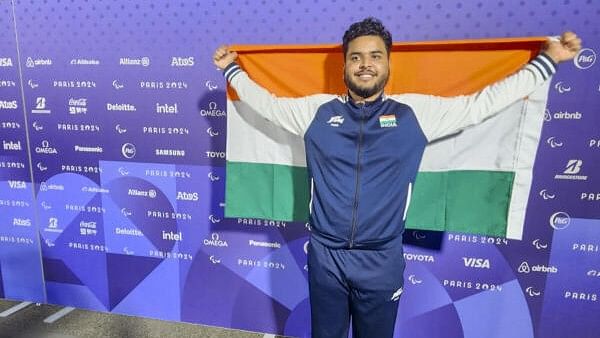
[343,35,390,101]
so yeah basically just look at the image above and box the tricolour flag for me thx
[225,38,550,240]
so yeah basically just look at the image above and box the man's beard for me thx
[344,70,389,99]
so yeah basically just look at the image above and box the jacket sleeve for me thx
[224,62,334,137]
[389,53,557,142]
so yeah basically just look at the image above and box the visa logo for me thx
[462,257,490,269]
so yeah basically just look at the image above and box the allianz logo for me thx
[517,261,558,274]
[128,188,157,198]
[462,257,490,269]
[203,233,228,247]
[403,252,435,262]
[119,57,150,67]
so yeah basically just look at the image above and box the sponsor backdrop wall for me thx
[0,0,598,337]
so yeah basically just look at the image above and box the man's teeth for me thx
[359,74,374,79]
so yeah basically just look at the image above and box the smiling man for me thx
[213,17,581,338]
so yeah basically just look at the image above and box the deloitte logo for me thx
[121,143,136,159]
[549,211,571,230]
[574,48,596,70]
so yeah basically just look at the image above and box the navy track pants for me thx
[308,237,405,338]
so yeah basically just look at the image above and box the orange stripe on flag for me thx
[227,37,545,99]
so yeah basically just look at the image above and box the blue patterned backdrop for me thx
[0,1,598,337]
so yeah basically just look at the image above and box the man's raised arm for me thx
[390,32,582,142]
[213,46,334,137]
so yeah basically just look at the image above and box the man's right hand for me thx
[213,45,238,70]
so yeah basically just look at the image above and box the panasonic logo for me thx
[74,145,103,153]
[248,239,282,249]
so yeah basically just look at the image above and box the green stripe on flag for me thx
[225,161,310,221]
[226,163,514,237]
[406,170,515,237]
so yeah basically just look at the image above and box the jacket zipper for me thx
[349,105,365,248]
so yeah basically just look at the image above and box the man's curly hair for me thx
[342,17,392,58]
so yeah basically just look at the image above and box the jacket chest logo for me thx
[379,114,397,128]
[326,115,344,127]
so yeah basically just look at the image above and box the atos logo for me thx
[463,257,490,269]
[171,56,194,67]
[549,211,571,230]
[176,191,199,201]
[121,143,136,159]
[0,100,18,109]
[574,48,596,70]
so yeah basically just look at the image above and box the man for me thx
[213,17,581,338]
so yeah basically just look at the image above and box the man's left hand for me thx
[544,31,582,63]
